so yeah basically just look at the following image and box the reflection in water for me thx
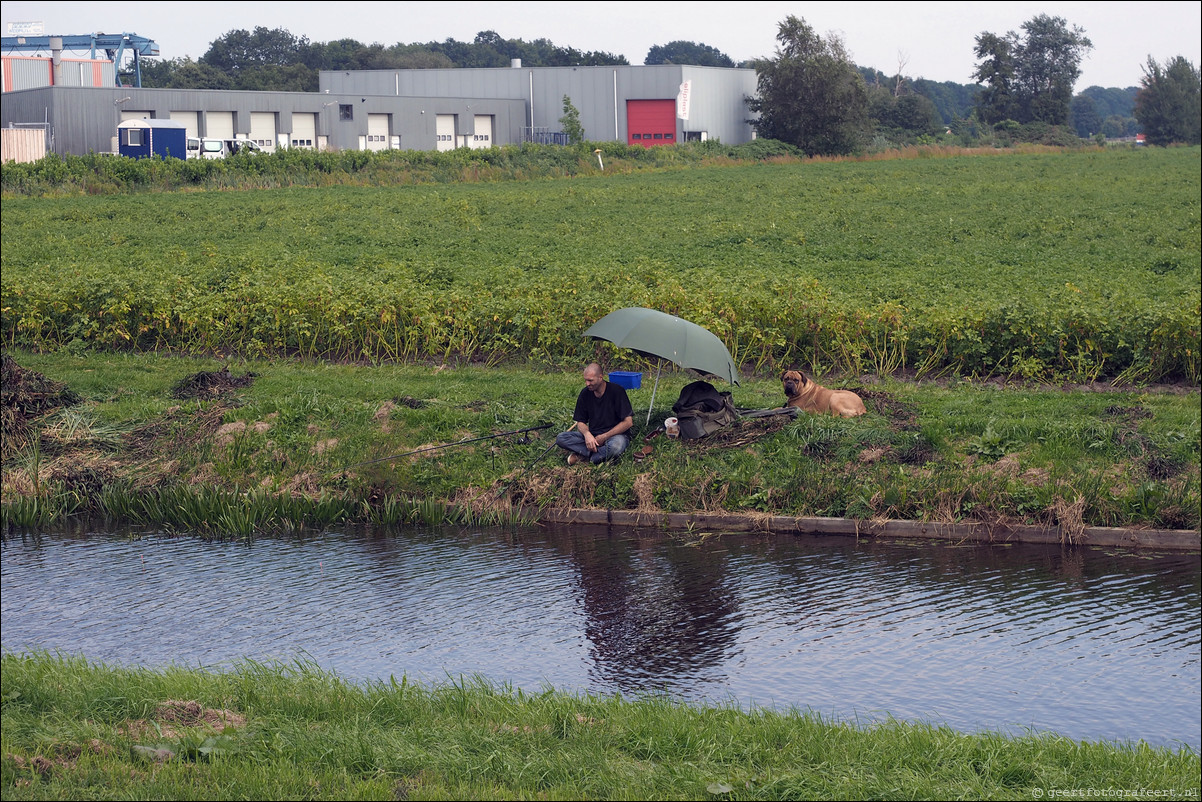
[1,525,1198,750]
[562,526,742,689]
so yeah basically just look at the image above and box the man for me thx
[556,363,633,465]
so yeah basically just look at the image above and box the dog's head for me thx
[781,370,809,399]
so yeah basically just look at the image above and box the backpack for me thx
[672,380,738,440]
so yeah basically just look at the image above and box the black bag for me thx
[672,380,737,440]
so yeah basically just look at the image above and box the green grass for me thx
[3,147,1198,382]
[2,652,1196,800]
[2,348,1198,535]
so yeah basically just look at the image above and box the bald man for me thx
[555,363,634,465]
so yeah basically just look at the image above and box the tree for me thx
[1071,95,1102,137]
[1134,56,1202,145]
[139,58,233,90]
[1016,14,1092,125]
[748,16,869,156]
[867,83,942,143]
[972,15,1092,126]
[911,78,977,124]
[1078,85,1138,120]
[200,27,312,73]
[560,96,585,144]
[972,32,1019,124]
[1101,115,1138,139]
[645,41,734,67]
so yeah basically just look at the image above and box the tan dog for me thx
[782,370,866,417]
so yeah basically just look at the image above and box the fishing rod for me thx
[337,422,552,472]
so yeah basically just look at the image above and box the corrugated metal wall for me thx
[4,57,53,92]
[0,85,527,156]
[2,56,114,91]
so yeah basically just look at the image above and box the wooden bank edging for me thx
[528,508,1201,551]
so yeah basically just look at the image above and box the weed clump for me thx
[1,353,81,459]
[170,366,257,400]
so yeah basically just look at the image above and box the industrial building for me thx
[2,35,758,159]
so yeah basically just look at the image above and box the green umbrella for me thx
[583,307,740,425]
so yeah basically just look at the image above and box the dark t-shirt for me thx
[573,381,633,435]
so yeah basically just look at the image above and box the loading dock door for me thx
[471,115,494,149]
[170,111,200,139]
[436,114,456,151]
[292,113,317,148]
[626,99,676,147]
[206,111,234,140]
[249,112,276,152]
[367,114,390,151]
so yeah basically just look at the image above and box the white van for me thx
[186,137,262,159]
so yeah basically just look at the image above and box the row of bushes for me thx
[4,265,1197,383]
[0,139,805,196]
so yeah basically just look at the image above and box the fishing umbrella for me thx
[583,307,740,425]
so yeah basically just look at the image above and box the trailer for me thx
[117,118,186,159]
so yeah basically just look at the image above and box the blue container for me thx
[608,371,642,390]
[117,119,188,160]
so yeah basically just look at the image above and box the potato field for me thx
[2,146,1198,384]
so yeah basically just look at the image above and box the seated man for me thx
[556,363,633,465]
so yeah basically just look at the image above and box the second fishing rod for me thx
[336,422,553,472]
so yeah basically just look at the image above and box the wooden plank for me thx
[525,507,1200,551]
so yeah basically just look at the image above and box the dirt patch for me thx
[1146,454,1186,480]
[283,471,321,497]
[1105,404,1153,420]
[989,453,1023,480]
[7,739,110,779]
[214,420,247,447]
[170,366,256,400]
[1,353,82,458]
[125,403,231,459]
[49,456,121,494]
[395,396,426,409]
[121,699,246,741]
[312,438,339,455]
[374,401,397,433]
[857,387,920,431]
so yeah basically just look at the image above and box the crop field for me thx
[2,147,1198,383]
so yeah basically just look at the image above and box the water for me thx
[2,525,1198,751]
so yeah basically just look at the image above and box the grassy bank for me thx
[2,348,1198,536]
[2,652,1196,801]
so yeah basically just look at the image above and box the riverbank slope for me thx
[2,652,1197,800]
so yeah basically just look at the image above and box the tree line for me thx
[135,27,633,91]
[752,14,1198,154]
[130,18,1199,155]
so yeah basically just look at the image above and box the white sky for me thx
[3,1,1200,89]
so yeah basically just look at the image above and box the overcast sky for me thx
[4,1,1200,90]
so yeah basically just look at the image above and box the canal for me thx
[2,524,1198,750]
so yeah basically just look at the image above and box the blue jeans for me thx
[556,430,630,464]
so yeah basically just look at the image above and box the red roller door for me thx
[627,99,677,147]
